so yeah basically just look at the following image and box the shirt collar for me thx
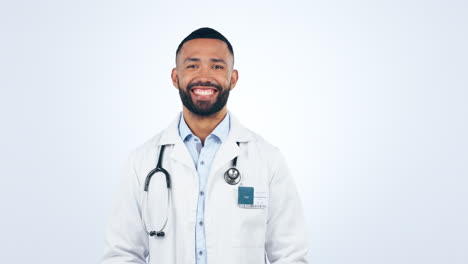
[178,112,231,143]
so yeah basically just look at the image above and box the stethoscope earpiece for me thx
[149,231,165,237]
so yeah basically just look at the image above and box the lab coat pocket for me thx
[231,188,268,248]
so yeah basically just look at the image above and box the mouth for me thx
[190,87,219,98]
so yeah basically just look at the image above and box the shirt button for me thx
[199,191,204,196]
[199,250,203,256]
[200,161,205,165]
[199,221,204,226]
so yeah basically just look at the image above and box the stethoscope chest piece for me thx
[224,167,241,185]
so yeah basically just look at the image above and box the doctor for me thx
[102,27,308,264]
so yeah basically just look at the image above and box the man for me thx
[102,27,308,264]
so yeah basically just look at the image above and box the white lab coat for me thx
[102,113,308,264]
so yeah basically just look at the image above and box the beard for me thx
[178,80,231,117]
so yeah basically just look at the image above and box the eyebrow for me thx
[210,58,227,64]
[183,57,227,65]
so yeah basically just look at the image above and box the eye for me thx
[186,64,197,69]
[212,65,224,70]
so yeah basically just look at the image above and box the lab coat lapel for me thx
[170,141,194,169]
[209,113,253,177]
[158,113,194,169]
[210,138,239,177]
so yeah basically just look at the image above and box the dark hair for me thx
[176,27,234,58]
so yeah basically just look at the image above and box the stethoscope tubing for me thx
[143,145,171,237]
[144,145,171,191]
[142,182,170,237]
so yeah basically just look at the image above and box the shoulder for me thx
[247,129,280,155]
[126,131,164,171]
[231,113,281,157]
[239,124,286,169]
[127,113,181,167]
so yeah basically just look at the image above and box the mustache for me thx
[187,81,222,91]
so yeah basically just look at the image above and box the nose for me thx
[193,65,213,83]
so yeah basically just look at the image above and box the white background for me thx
[1,0,467,263]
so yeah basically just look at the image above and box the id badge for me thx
[238,186,267,209]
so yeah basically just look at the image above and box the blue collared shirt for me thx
[178,112,230,264]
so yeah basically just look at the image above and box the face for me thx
[171,38,239,117]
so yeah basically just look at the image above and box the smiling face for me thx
[171,38,238,117]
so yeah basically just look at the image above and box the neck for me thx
[182,107,228,144]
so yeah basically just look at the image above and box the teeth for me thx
[193,89,215,95]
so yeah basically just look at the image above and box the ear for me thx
[229,69,239,90]
[171,68,179,89]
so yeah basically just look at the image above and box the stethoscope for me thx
[142,142,241,238]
